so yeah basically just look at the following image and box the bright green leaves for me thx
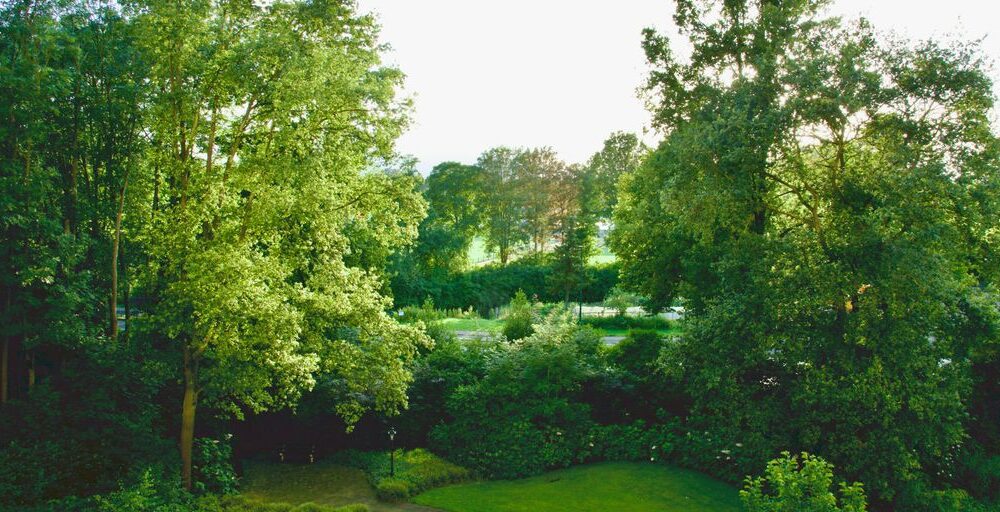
[741,452,868,512]
[136,0,426,427]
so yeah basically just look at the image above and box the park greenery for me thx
[1,0,998,511]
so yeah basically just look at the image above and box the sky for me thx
[355,1,1000,173]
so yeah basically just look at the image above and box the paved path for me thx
[454,330,626,346]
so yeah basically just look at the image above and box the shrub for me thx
[603,287,643,316]
[741,452,867,512]
[586,421,676,463]
[501,290,535,340]
[194,436,238,495]
[375,479,411,502]
[580,315,675,331]
[430,319,606,478]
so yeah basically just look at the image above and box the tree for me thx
[549,164,596,305]
[414,161,484,272]
[517,147,564,254]
[477,147,529,265]
[586,132,647,219]
[135,0,429,489]
[617,0,1000,504]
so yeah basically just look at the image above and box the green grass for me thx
[597,327,680,338]
[413,462,741,512]
[439,317,677,339]
[239,461,399,512]
[587,253,617,265]
[438,317,503,332]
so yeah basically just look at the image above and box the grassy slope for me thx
[413,462,741,512]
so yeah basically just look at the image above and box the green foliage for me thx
[602,287,643,316]
[586,132,648,218]
[397,334,498,444]
[374,479,410,502]
[741,452,867,512]
[615,0,1000,505]
[586,421,677,463]
[0,349,172,507]
[193,437,238,495]
[392,259,619,315]
[502,290,535,340]
[581,315,675,332]
[430,317,606,478]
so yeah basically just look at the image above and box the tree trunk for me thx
[110,172,128,340]
[1,338,8,404]
[180,346,198,491]
[27,352,34,390]
[123,241,130,342]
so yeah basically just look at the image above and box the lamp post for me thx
[387,427,397,477]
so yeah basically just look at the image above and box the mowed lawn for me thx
[413,462,741,512]
[438,317,504,332]
[439,317,680,339]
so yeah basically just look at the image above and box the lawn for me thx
[239,460,428,512]
[413,462,741,512]
[598,325,684,338]
[438,317,503,332]
[439,317,679,340]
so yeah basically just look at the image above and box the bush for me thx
[502,290,535,340]
[194,436,238,495]
[741,452,867,512]
[586,421,676,463]
[430,318,607,478]
[580,315,675,331]
[603,287,643,316]
[374,479,411,502]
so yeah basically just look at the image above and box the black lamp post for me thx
[387,427,397,477]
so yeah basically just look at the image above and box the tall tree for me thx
[616,0,1000,506]
[549,164,596,304]
[419,161,485,271]
[517,147,563,254]
[476,147,528,265]
[136,0,428,489]
[586,132,646,219]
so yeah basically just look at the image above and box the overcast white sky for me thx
[356,1,1000,173]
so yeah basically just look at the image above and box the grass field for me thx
[438,317,504,332]
[413,462,741,512]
